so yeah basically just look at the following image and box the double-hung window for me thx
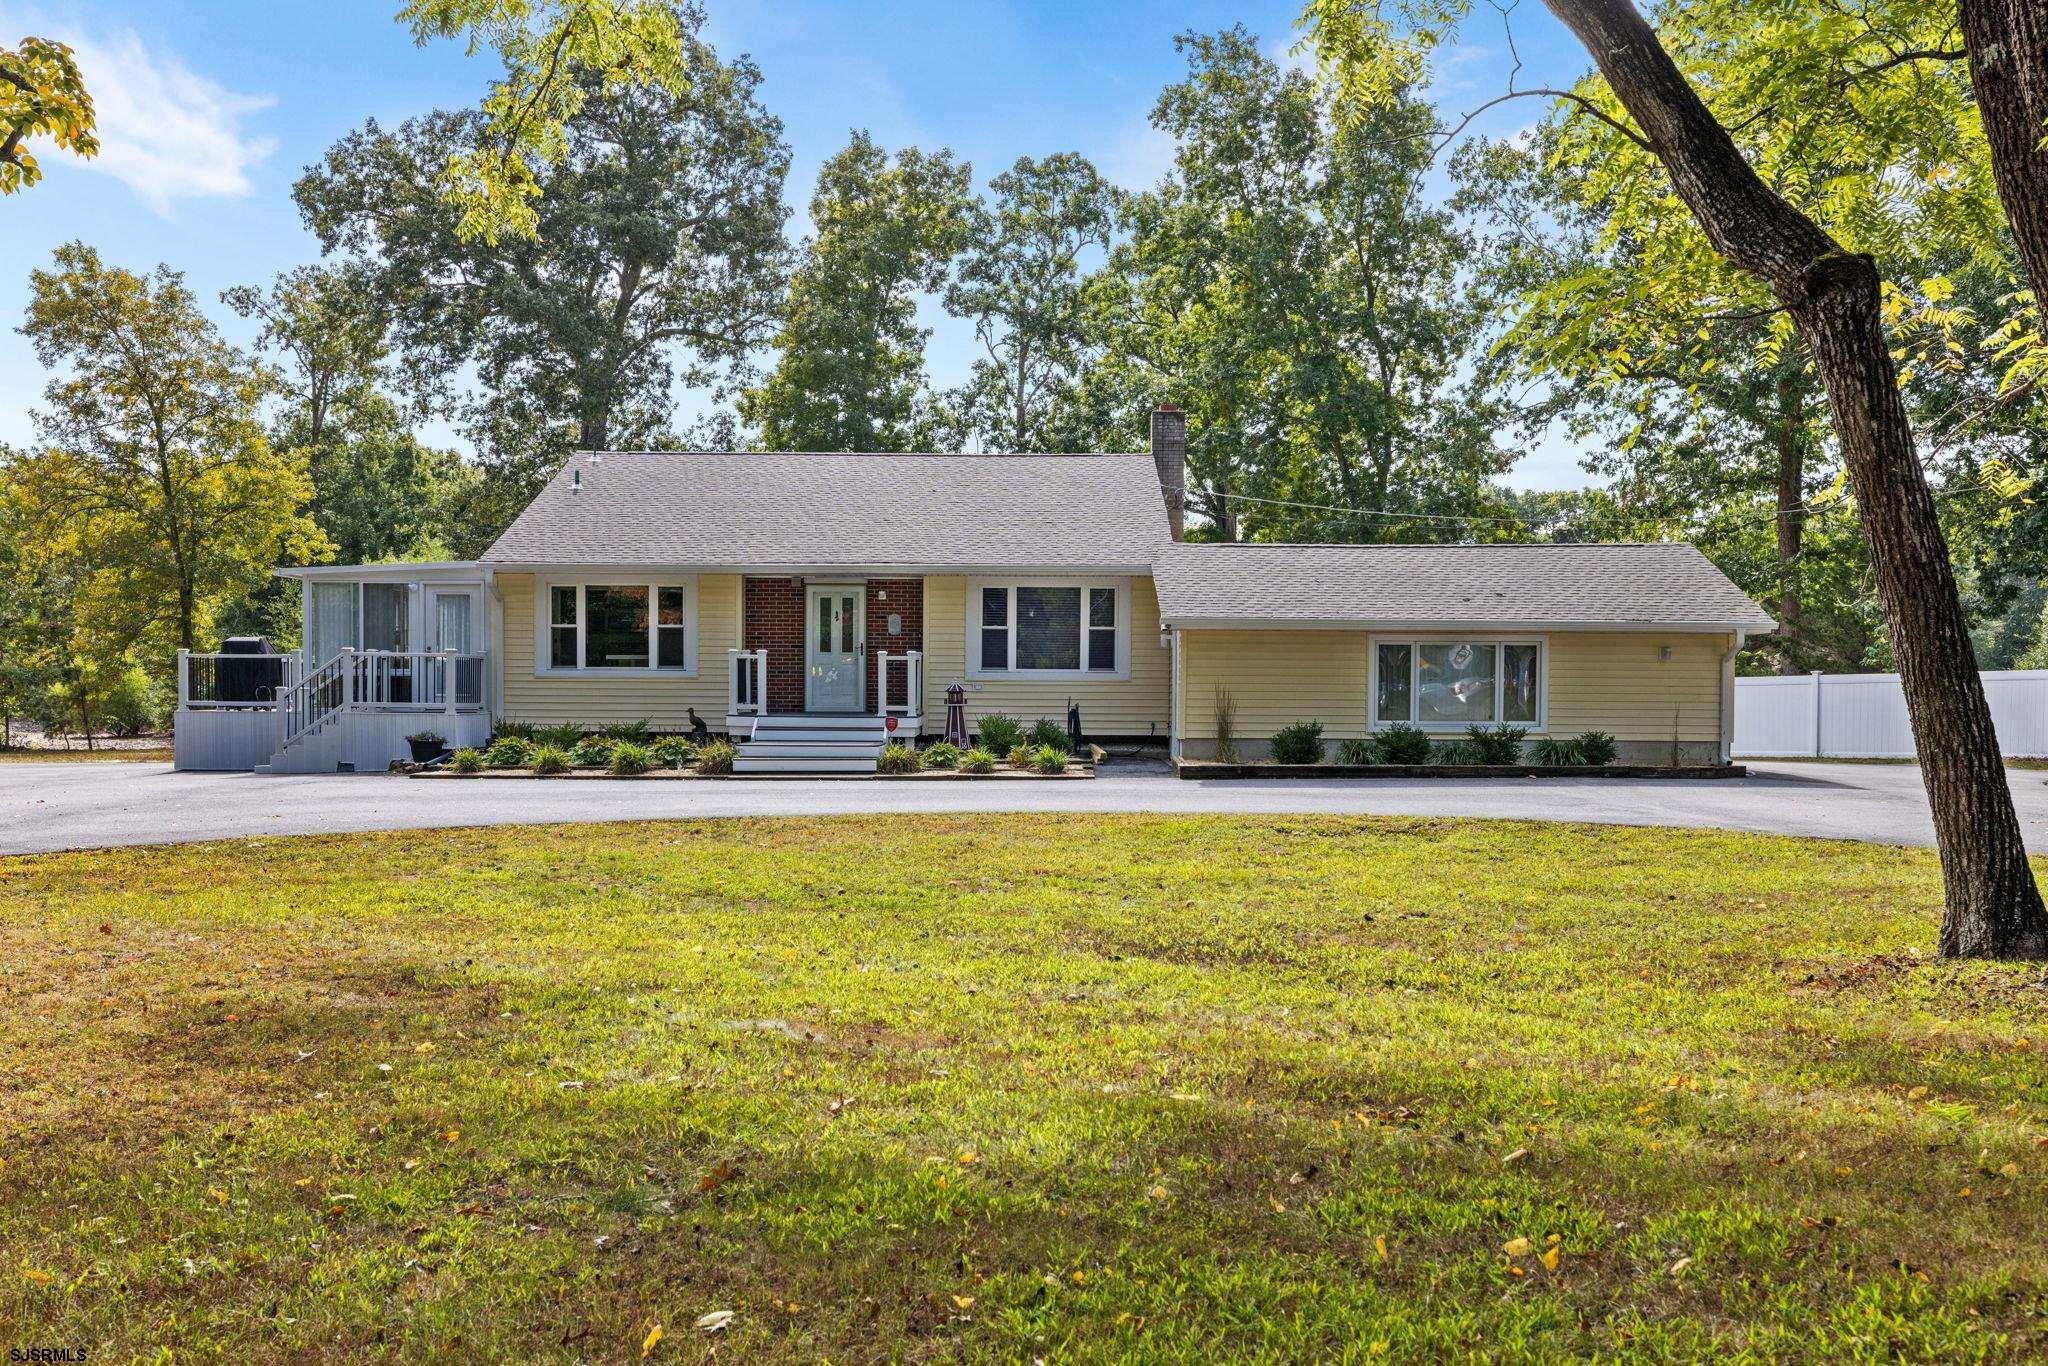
[970,579,1125,677]
[540,579,695,673]
[1373,638,1542,729]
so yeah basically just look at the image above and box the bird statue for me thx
[686,707,712,745]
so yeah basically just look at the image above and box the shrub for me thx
[976,713,1025,753]
[696,740,735,775]
[570,735,615,767]
[405,729,445,746]
[599,718,652,744]
[1026,717,1070,753]
[650,736,696,768]
[1005,743,1034,767]
[1464,723,1528,765]
[490,721,536,743]
[922,741,962,770]
[484,736,534,769]
[1367,724,1433,765]
[1214,686,1239,763]
[1030,743,1069,774]
[1571,730,1619,767]
[449,747,484,774]
[876,741,923,774]
[1529,736,1575,766]
[533,722,585,750]
[1335,737,1375,765]
[530,745,572,775]
[609,742,653,776]
[958,747,997,774]
[1269,720,1325,765]
[99,666,170,736]
[1430,740,1474,765]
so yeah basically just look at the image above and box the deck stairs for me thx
[733,713,890,773]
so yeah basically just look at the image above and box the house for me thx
[172,407,1775,773]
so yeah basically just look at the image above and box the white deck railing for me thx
[177,649,303,709]
[728,648,767,715]
[875,649,922,718]
[273,648,487,751]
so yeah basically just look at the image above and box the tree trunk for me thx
[1770,366,1805,643]
[1543,0,2047,958]
[1959,0,2048,313]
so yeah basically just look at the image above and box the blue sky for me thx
[0,0,1599,486]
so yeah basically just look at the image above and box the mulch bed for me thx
[1175,760,1745,780]
[410,763,1096,781]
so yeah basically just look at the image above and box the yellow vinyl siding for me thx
[921,575,1172,737]
[1179,628,1731,743]
[496,571,741,727]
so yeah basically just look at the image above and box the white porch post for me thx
[876,651,889,716]
[444,650,458,720]
[176,649,191,710]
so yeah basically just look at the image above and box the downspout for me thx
[1718,629,1747,764]
[483,565,503,725]
[1168,627,1183,765]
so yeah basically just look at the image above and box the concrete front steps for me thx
[733,714,890,773]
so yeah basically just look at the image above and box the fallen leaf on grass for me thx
[1374,1235,1389,1262]
[1669,1257,1693,1276]
[952,1294,976,1309]
[22,1268,53,1284]
[694,1310,734,1334]
[1502,1148,1529,1166]
[699,1161,737,1193]
[1539,1246,1560,1272]
[957,1150,981,1166]
[1503,1237,1531,1257]
[640,1324,663,1357]
[414,1042,437,1054]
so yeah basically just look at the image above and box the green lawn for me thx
[0,745,173,762]
[4,816,2045,1360]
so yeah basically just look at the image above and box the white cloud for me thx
[51,26,276,210]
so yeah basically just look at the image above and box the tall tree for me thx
[7,243,329,660]
[297,23,788,512]
[1959,0,2048,342]
[1080,28,1518,541]
[741,131,975,452]
[1307,0,2047,957]
[944,153,1119,451]
[1,36,97,194]
[224,263,393,451]
[398,0,696,242]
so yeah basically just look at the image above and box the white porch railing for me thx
[728,648,767,715]
[275,648,487,751]
[177,649,303,709]
[876,649,922,718]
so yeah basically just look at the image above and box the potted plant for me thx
[406,729,447,763]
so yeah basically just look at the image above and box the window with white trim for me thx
[1373,638,1541,729]
[540,580,695,673]
[970,580,1125,676]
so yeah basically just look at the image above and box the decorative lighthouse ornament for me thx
[945,682,968,748]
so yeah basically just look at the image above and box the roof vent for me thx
[570,468,582,493]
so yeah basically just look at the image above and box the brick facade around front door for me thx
[742,576,924,714]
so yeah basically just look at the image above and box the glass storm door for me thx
[805,584,865,712]
[431,589,482,706]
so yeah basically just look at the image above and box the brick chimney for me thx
[1150,405,1186,540]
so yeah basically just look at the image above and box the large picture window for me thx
[1373,638,1542,729]
[969,579,1126,677]
[540,579,695,673]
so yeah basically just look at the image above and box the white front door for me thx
[805,584,865,712]
[429,588,483,707]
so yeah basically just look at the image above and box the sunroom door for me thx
[805,584,865,712]
[429,588,483,706]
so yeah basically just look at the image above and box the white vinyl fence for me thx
[1733,669,2048,759]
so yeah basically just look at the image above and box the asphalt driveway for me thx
[4,758,2046,857]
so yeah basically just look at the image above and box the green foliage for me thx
[569,735,615,767]
[0,37,99,194]
[1025,717,1070,753]
[976,713,1025,753]
[958,747,997,774]
[942,153,1119,451]
[741,131,974,451]
[695,739,735,774]
[876,741,923,774]
[1005,743,1034,768]
[1213,686,1239,763]
[484,736,535,769]
[396,0,695,243]
[1334,737,1375,765]
[95,667,171,738]
[297,30,788,522]
[607,741,653,775]
[921,741,962,770]
[597,718,652,744]
[491,721,537,742]
[1529,736,1576,766]
[1430,740,1474,765]
[530,744,572,775]
[1571,731,1619,767]
[532,722,585,749]
[8,243,330,671]
[1269,720,1325,765]
[1028,743,1069,775]
[448,747,485,774]
[404,729,445,746]
[1464,724,1528,765]
[649,736,696,768]
[1367,724,1433,765]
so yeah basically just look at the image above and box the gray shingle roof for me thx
[481,450,1174,569]
[1151,542,1775,631]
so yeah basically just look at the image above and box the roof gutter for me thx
[1154,615,1775,634]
